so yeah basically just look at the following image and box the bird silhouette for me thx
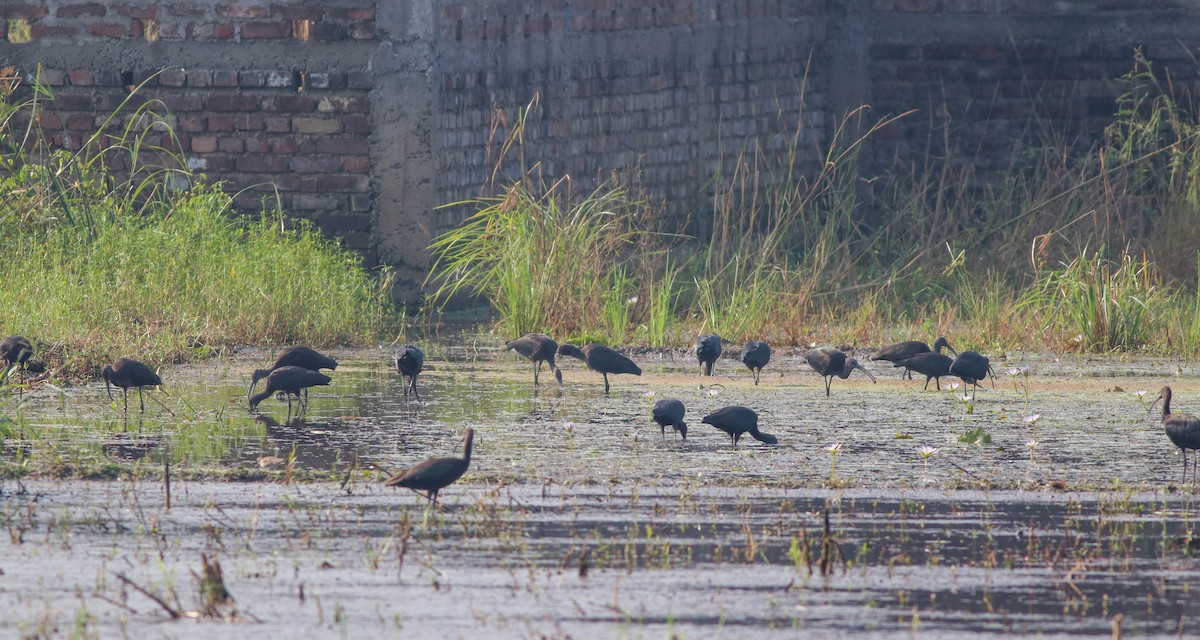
[695,333,724,376]
[1151,386,1200,485]
[505,333,562,388]
[874,336,956,380]
[949,351,995,400]
[557,343,642,395]
[652,398,687,440]
[102,358,163,413]
[804,346,876,396]
[394,344,425,401]
[702,405,777,448]
[248,346,337,401]
[249,366,331,416]
[894,352,953,390]
[740,341,771,385]
[1,335,34,383]
[384,428,474,503]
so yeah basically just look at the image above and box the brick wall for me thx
[3,1,1200,302]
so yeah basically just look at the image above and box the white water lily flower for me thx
[825,442,842,454]
[1023,414,1041,425]
[706,388,719,397]
[917,445,938,459]
[644,390,656,400]
[1135,390,1147,399]
[1007,368,1021,377]
[959,394,972,403]
[1026,440,1038,449]
[949,382,961,391]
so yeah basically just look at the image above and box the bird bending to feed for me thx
[102,358,163,413]
[949,351,995,400]
[804,346,876,397]
[695,333,723,377]
[248,366,332,415]
[248,346,337,401]
[652,398,688,440]
[384,428,474,503]
[1151,386,1200,485]
[740,341,771,385]
[505,333,562,388]
[394,344,425,401]
[1,335,33,371]
[874,336,957,380]
[702,405,777,448]
[557,343,642,395]
[896,352,954,390]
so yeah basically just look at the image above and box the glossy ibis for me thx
[1150,386,1200,485]
[874,336,956,379]
[949,351,995,400]
[1,335,33,370]
[394,344,425,401]
[557,343,642,395]
[702,405,777,448]
[102,358,163,413]
[740,341,771,385]
[695,333,724,376]
[505,333,562,388]
[804,346,876,397]
[652,398,687,440]
[895,352,954,390]
[384,428,473,503]
[248,365,332,415]
[248,346,337,401]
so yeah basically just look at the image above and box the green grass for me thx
[0,67,393,375]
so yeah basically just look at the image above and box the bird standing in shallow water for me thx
[557,343,642,395]
[102,358,163,413]
[652,398,687,440]
[695,333,723,377]
[949,351,995,400]
[248,346,337,402]
[505,333,562,389]
[384,428,473,503]
[394,344,425,401]
[702,405,777,448]
[895,352,954,390]
[1150,386,1200,485]
[874,336,956,380]
[804,347,876,397]
[740,341,771,385]
[249,366,331,417]
[1,336,34,383]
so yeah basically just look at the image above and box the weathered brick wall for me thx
[3,0,1200,303]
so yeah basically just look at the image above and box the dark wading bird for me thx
[557,343,642,395]
[384,428,474,503]
[102,358,163,413]
[1,335,35,382]
[740,341,771,385]
[394,344,425,401]
[949,351,995,400]
[505,333,562,388]
[652,398,688,440]
[702,405,777,448]
[695,333,724,377]
[1150,386,1200,485]
[248,346,337,402]
[896,352,954,390]
[248,366,332,416]
[804,346,877,397]
[874,336,957,380]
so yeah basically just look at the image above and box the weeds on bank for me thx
[0,67,393,375]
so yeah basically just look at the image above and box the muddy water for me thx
[2,345,1200,637]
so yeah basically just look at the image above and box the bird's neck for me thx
[462,432,474,463]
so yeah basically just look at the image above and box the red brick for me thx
[289,157,343,172]
[238,70,265,86]
[87,23,130,38]
[67,114,94,131]
[159,68,187,86]
[342,114,369,133]
[343,156,369,173]
[244,136,270,153]
[168,3,209,17]
[328,7,376,20]
[270,3,323,19]
[236,155,289,173]
[213,70,238,86]
[67,70,94,86]
[262,95,316,112]
[242,20,291,38]
[56,3,105,18]
[207,93,258,111]
[207,114,238,131]
[5,4,48,19]
[37,113,62,129]
[212,23,235,38]
[190,135,217,153]
[271,137,300,154]
[177,114,205,131]
[114,5,158,18]
[218,137,244,152]
[235,114,264,130]
[316,138,369,155]
[301,174,368,191]
[160,94,203,111]
[216,3,268,18]
[309,23,348,40]
[31,25,79,37]
[186,70,214,87]
[265,116,291,132]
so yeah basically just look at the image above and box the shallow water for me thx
[2,345,1200,637]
